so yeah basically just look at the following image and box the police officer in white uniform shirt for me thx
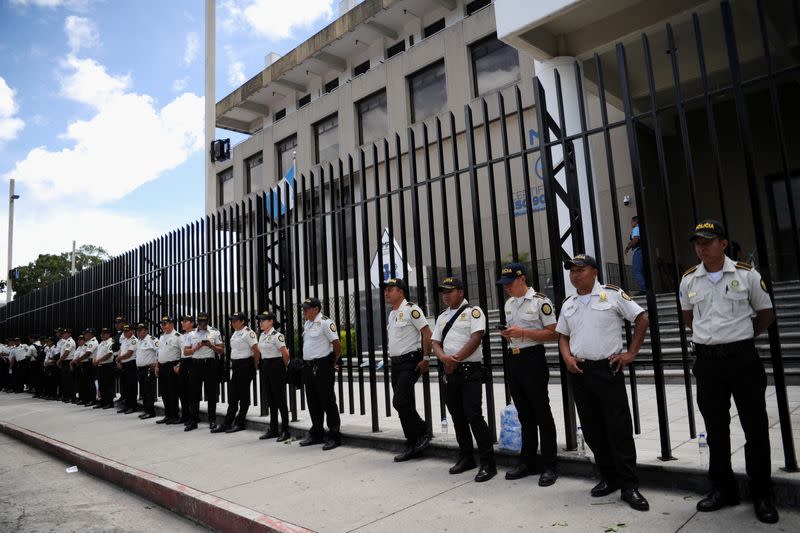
[496,262,559,486]
[298,297,342,450]
[184,312,223,431]
[212,312,259,434]
[679,220,778,524]
[58,329,77,403]
[155,315,183,425]
[116,324,139,414]
[135,323,158,419]
[93,328,116,409]
[257,311,291,442]
[432,277,495,482]
[556,254,650,511]
[383,277,432,462]
[176,315,196,427]
[78,329,99,406]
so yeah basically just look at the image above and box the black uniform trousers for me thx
[693,339,772,497]
[507,345,558,471]
[572,359,638,489]
[120,360,138,410]
[96,363,115,406]
[302,354,340,440]
[0,358,9,390]
[178,358,193,421]
[137,365,156,415]
[12,360,29,392]
[158,360,180,420]
[78,361,95,402]
[190,358,219,423]
[30,359,44,395]
[223,358,254,427]
[390,352,426,446]
[261,357,289,432]
[444,362,494,466]
[44,363,60,397]
[61,363,75,400]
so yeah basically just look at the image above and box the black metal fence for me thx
[1,0,797,471]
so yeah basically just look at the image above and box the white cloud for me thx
[172,77,189,92]
[64,16,99,53]
[223,45,246,87]
[184,32,199,66]
[221,0,334,40]
[7,55,204,205]
[11,0,90,10]
[0,77,25,142]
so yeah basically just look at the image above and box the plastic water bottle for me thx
[576,426,585,456]
[441,417,448,436]
[698,432,708,467]
[499,403,522,452]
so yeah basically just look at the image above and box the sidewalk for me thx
[1,394,799,533]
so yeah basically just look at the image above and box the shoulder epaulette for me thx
[735,261,753,271]
[603,284,622,292]
[682,264,699,277]
[562,295,573,304]
[534,292,547,299]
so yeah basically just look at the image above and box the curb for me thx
[0,421,314,533]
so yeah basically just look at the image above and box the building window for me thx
[470,33,520,96]
[353,60,370,77]
[277,135,297,179]
[386,40,406,59]
[274,108,286,121]
[423,18,445,38]
[466,0,491,16]
[409,60,446,124]
[218,168,234,206]
[298,94,311,108]
[324,78,339,93]
[245,152,262,194]
[314,114,339,165]
[357,90,387,146]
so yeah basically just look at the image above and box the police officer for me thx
[556,254,650,511]
[58,329,77,402]
[432,277,495,482]
[135,323,158,419]
[70,336,87,402]
[93,328,115,409]
[299,297,341,450]
[156,315,182,425]
[383,278,432,462]
[212,312,259,434]
[679,220,778,524]
[43,336,59,400]
[256,311,291,442]
[177,315,196,427]
[111,315,126,407]
[78,329,99,406]
[116,324,139,414]
[184,312,223,431]
[0,339,10,392]
[496,263,559,485]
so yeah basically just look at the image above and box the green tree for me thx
[2,244,110,297]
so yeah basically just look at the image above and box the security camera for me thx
[623,195,631,206]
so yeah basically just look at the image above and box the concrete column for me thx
[205,0,215,209]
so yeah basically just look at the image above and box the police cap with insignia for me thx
[100,327,112,334]
[382,277,407,292]
[114,315,126,323]
[229,311,247,322]
[83,328,96,335]
[197,312,210,322]
[496,262,526,285]
[180,314,195,323]
[256,311,276,322]
[564,254,598,270]
[301,297,322,310]
[135,323,147,331]
[689,219,726,241]
[160,315,175,324]
[121,324,132,331]
[63,328,72,334]
[439,277,464,291]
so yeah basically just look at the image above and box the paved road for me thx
[0,432,208,533]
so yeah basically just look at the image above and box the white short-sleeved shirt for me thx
[230,326,258,360]
[28,343,40,360]
[556,281,645,360]
[387,300,429,357]
[135,335,158,367]
[180,330,195,359]
[72,345,87,362]
[61,338,77,360]
[55,338,64,358]
[259,328,286,359]
[679,257,773,345]
[158,331,183,363]
[84,337,99,361]
[118,334,138,363]
[189,327,222,359]
[302,315,338,360]
[504,287,557,349]
[96,338,115,365]
[431,299,486,363]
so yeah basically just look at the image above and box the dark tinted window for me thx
[466,0,491,16]
[274,108,286,121]
[386,40,406,59]
[353,60,370,77]
[409,60,446,123]
[218,168,233,206]
[298,94,311,108]
[423,18,445,38]
[314,114,339,165]
[357,90,387,146]
[324,78,339,93]
[245,152,262,194]
[470,34,520,96]
[276,135,297,178]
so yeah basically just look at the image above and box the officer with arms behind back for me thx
[93,328,116,409]
[116,324,138,414]
[679,220,778,524]
[212,312,259,434]
[432,277,496,482]
[257,311,291,442]
[156,315,183,425]
[556,254,650,511]
[496,262,559,486]
[135,323,158,419]
[383,277,432,462]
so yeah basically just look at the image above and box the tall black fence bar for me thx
[1,0,797,471]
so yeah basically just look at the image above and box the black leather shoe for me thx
[322,439,341,451]
[276,431,291,442]
[260,429,279,440]
[208,422,218,431]
[754,495,779,524]
[123,408,136,415]
[475,463,497,483]
[92,404,104,409]
[164,418,181,425]
[696,490,740,512]
[413,434,432,455]
[621,488,650,511]
[156,417,169,424]
[225,425,244,433]
[116,407,127,413]
[184,423,198,431]
[139,413,155,420]
[299,436,323,447]
[102,404,113,409]
[210,425,228,433]
[394,447,415,463]
[449,457,477,475]
[591,480,619,497]
[505,464,531,481]
[538,469,558,487]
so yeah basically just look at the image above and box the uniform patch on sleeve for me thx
[278,334,285,343]
[621,292,632,301]
[761,279,768,293]
[330,323,337,332]
[541,303,553,316]
[411,309,421,319]
[249,331,256,339]
[471,309,481,319]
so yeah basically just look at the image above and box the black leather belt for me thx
[390,350,422,364]
[695,339,755,359]
[454,361,482,374]
[578,358,611,368]
[507,345,544,356]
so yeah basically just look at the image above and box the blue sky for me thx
[0,0,336,272]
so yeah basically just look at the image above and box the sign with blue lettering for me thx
[513,185,546,216]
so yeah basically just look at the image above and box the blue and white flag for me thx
[267,158,296,218]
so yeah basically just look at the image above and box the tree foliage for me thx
[2,244,110,297]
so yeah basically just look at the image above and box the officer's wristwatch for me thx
[422,354,431,362]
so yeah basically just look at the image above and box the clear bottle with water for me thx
[576,426,585,456]
[698,432,708,467]
[441,417,448,438]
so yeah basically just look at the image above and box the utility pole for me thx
[6,179,18,303]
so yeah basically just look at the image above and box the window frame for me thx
[469,33,521,97]
[314,113,339,165]
[408,59,447,124]
[217,167,234,207]
[244,152,263,194]
[356,89,388,147]
[276,134,298,179]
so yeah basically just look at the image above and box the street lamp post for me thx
[7,178,19,303]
